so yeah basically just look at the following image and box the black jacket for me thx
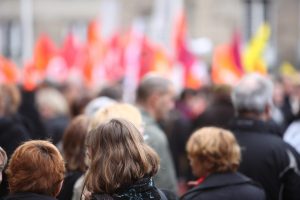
[230,117,300,200]
[91,177,167,200]
[0,115,31,197]
[4,193,57,200]
[57,171,83,200]
[180,172,265,200]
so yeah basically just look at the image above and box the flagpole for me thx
[20,0,33,64]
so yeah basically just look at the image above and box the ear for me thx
[263,104,272,121]
[147,93,160,107]
[54,180,64,197]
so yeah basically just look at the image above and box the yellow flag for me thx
[279,62,297,76]
[243,23,270,74]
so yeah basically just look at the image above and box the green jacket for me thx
[141,109,177,193]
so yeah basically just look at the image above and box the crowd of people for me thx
[0,72,300,200]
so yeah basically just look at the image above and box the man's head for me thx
[0,147,7,184]
[136,74,175,120]
[231,73,273,120]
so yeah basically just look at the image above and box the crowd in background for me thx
[0,71,300,200]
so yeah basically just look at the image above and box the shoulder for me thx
[181,173,265,200]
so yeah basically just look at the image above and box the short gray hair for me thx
[136,74,172,103]
[231,73,274,114]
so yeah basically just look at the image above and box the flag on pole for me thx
[173,11,204,89]
[243,23,270,74]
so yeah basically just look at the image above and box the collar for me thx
[182,172,254,198]
[229,117,274,134]
[139,109,156,125]
[5,192,57,200]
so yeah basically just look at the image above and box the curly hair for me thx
[187,127,241,174]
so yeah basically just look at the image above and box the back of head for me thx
[0,84,21,116]
[6,140,65,196]
[63,115,89,172]
[231,73,273,115]
[85,119,159,194]
[36,87,69,118]
[84,97,116,117]
[89,103,143,131]
[98,85,123,102]
[187,127,240,175]
[136,74,172,104]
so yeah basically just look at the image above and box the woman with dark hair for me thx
[181,127,265,200]
[84,118,165,200]
[57,115,89,200]
[5,140,65,200]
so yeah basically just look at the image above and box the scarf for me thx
[92,177,162,200]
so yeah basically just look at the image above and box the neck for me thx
[138,102,157,121]
[237,112,268,121]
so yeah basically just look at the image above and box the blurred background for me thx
[0,0,298,94]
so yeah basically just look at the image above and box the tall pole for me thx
[20,0,33,64]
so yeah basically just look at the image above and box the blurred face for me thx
[153,86,175,120]
[188,156,205,178]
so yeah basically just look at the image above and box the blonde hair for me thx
[89,103,143,131]
[36,87,69,116]
[85,119,159,194]
[187,127,241,173]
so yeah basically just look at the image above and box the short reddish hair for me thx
[6,140,65,196]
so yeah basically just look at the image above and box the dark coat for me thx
[180,172,265,200]
[57,171,83,200]
[18,89,48,139]
[91,177,167,200]
[0,115,31,197]
[230,117,300,200]
[0,115,31,157]
[4,193,57,200]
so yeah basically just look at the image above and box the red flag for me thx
[102,33,125,82]
[231,31,244,74]
[33,34,57,72]
[61,33,85,68]
[139,36,155,79]
[173,11,203,89]
[0,56,20,84]
[84,20,105,87]
[211,44,242,85]
[22,61,44,91]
